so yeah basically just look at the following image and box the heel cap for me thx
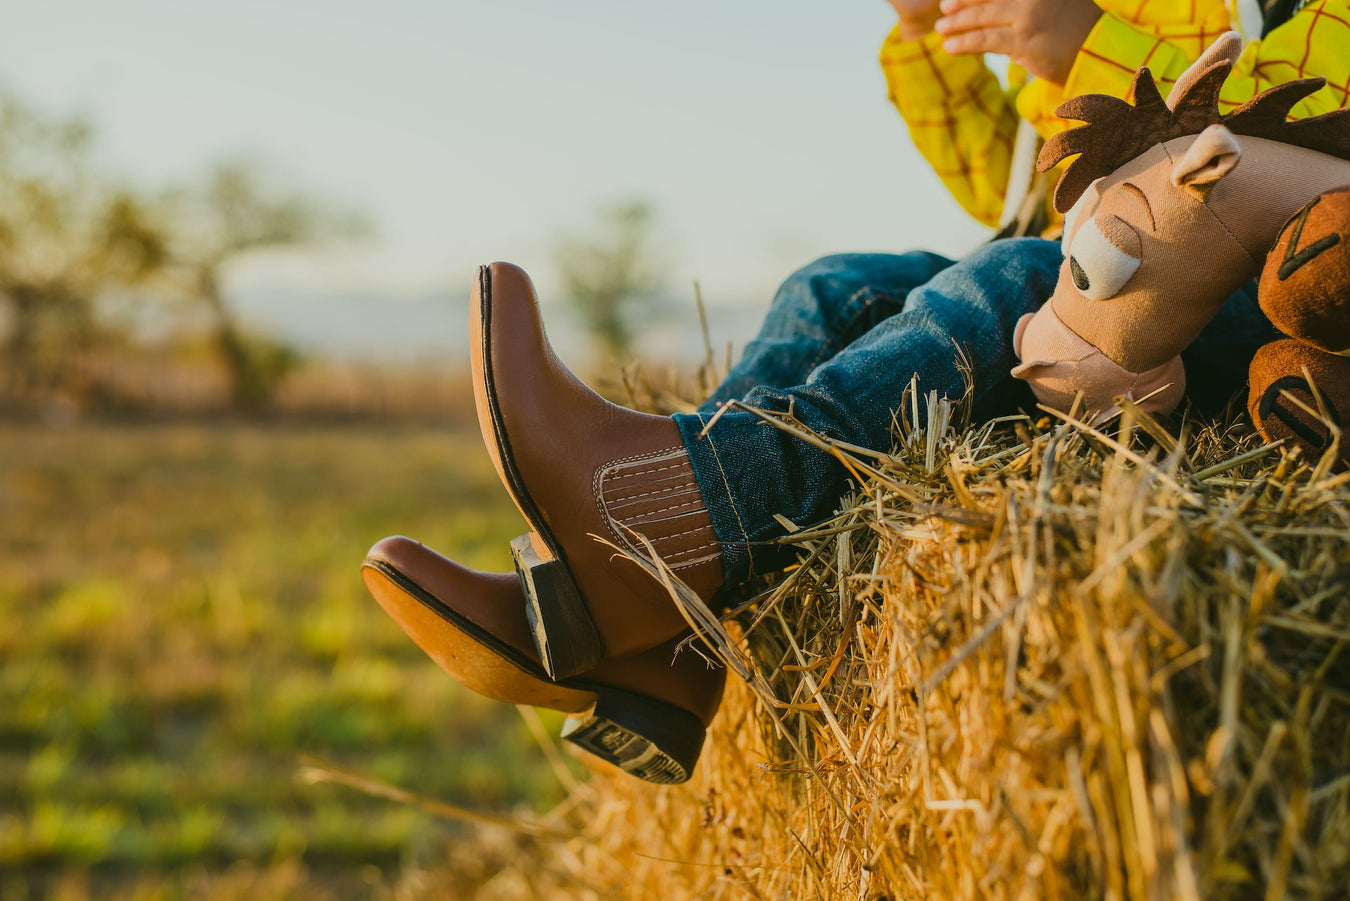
[561,690,706,785]
[512,533,603,679]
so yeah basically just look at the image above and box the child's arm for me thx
[886,0,944,40]
[934,0,1101,85]
[937,0,1349,127]
[880,2,1023,228]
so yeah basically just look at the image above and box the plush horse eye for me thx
[1070,257,1090,291]
[1066,216,1141,300]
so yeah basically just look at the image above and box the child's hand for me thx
[886,0,944,41]
[934,0,1102,85]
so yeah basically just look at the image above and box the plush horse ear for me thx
[1171,124,1243,201]
[1166,32,1243,110]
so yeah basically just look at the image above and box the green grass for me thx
[0,420,571,897]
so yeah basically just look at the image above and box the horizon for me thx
[2,0,991,362]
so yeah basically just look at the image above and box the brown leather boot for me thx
[1248,339,1350,470]
[471,262,726,679]
[362,536,724,784]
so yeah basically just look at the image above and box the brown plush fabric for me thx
[1248,338,1350,468]
[1260,188,1350,354]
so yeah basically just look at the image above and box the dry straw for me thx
[386,381,1349,900]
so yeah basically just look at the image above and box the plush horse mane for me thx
[1038,61,1350,213]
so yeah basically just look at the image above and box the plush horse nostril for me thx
[1070,257,1090,292]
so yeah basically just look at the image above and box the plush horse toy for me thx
[1012,33,1350,420]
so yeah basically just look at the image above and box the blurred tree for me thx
[0,90,370,414]
[161,160,370,411]
[555,200,666,359]
[0,92,167,401]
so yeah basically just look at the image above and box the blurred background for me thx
[0,1,990,897]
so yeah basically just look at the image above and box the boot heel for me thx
[561,687,707,785]
[511,533,604,679]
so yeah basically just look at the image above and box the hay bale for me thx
[422,398,1350,900]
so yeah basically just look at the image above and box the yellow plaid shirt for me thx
[880,0,1350,229]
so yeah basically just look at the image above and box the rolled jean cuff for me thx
[674,410,758,585]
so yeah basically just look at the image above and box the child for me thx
[686,0,1350,581]
[363,4,1350,780]
[884,0,1346,232]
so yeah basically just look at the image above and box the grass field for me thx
[0,419,573,898]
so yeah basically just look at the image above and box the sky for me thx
[0,1,993,358]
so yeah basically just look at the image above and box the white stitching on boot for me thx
[594,446,721,571]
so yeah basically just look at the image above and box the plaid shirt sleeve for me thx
[1049,0,1350,119]
[881,0,1350,229]
[1043,6,1235,120]
[880,27,1021,228]
[1220,0,1350,117]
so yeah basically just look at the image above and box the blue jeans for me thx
[672,238,1278,583]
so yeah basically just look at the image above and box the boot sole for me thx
[363,556,704,784]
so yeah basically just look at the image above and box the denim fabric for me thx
[675,239,1278,583]
[1179,278,1274,414]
